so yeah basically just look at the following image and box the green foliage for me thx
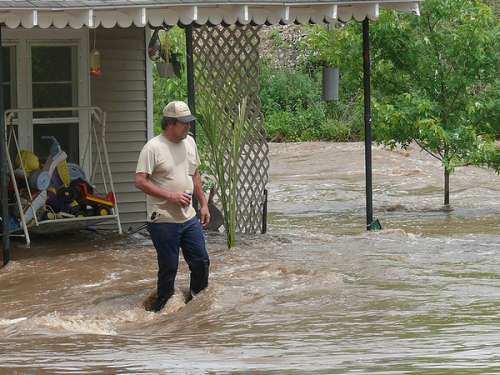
[152,3,499,183]
[159,26,186,61]
[258,62,362,142]
[301,24,362,73]
[152,27,217,176]
[371,0,499,204]
[154,26,186,75]
[302,23,364,99]
[153,27,188,135]
[469,138,500,173]
[198,98,247,249]
[153,68,187,135]
[259,63,321,113]
[472,78,500,137]
[267,29,288,49]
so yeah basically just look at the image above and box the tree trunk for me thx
[444,168,450,206]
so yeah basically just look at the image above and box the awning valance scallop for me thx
[0,1,420,29]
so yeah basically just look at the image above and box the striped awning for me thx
[0,1,420,28]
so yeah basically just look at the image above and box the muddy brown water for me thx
[1,142,499,374]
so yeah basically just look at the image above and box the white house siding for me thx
[91,26,148,226]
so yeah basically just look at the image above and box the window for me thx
[31,46,79,163]
[1,46,16,110]
[3,28,89,169]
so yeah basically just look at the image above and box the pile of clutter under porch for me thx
[6,136,116,232]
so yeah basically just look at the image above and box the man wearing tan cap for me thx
[135,100,210,312]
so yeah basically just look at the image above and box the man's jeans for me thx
[147,217,210,302]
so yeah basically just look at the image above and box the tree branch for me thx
[414,139,443,161]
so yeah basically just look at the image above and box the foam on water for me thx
[0,317,28,326]
[31,312,120,335]
[159,293,188,315]
[19,298,186,336]
[78,272,120,289]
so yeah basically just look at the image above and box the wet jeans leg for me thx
[180,217,210,295]
[147,222,181,302]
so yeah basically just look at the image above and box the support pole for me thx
[0,24,11,264]
[261,189,268,234]
[185,24,198,211]
[362,18,378,231]
[185,24,196,139]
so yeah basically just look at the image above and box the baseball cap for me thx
[163,101,196,123]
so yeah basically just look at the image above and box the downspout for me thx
[0,23,11,265]
[362,18,380,231]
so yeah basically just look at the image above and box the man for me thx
[135,100,210,312]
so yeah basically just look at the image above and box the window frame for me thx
[30,44,80,163]
[1,27,90,170]
[30,44,79,118]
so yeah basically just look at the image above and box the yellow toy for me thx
[16,150,40,173]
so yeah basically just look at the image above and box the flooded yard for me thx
[1,142,499,374]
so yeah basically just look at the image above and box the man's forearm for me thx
[193,170,208,208]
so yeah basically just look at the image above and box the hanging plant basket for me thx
[156,61,176,78]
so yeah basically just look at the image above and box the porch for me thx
[0,25,151,231]
[0,0,422,264]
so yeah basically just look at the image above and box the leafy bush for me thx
[259,62,363,142]
[153,68,187,135]
[265,107,323,141]
[259,63,321,113]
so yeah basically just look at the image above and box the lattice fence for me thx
[193,24,269,234]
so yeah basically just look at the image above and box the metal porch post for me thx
[362,18,379,231]
[185,24,196,139]
[0,24,11,265]
[185,24,198,211]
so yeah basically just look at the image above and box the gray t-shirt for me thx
[136,134,200,223]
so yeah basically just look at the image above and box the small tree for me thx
[198,98,247,249]
[372,0,499,206]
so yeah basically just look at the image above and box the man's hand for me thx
[168,192,192,207]
[199,205,210,228]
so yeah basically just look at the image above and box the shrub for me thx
[153,69,187,135]
[259,61,364,142]
[259,63,322,114]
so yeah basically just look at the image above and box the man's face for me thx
[171,121,191,141]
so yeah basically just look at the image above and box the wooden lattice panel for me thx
[193,24,269,234]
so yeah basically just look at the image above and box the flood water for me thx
[1,142,500,374]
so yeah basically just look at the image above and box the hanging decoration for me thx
[148,27,164,62]
[148,26,177,79]
[90,29,102,77]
